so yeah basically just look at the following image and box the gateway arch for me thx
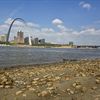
[6,18,25,43]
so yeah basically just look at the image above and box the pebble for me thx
[91,86,97,90]
[5,85,11,88]
[55,76,61,81]
[95,98,99,100]
[16,90,23,95]
[0,85,3,88]
[47,87,55,90]
[26,85,31,88]
[81,87,87,93]
[75,85,82,90]
[38,90,49,97]
[29,87,36,91]
[70,90,74,94]
[65,76,70,80]
[33,78,39,81]
[96,79,100,84]
[22,93,26,97]
[72,83,77,87]
[66,88,74,95]
[47,82,53,87]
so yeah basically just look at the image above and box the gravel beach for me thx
[0,59,100,100]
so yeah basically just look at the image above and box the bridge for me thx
[76,45,100,48]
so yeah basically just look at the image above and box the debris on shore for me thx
[0,59,100,100]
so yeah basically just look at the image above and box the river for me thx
[0,46,100,67]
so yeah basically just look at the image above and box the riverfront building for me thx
[17,31,24,44]
[0,34,7,42]
[24,37,29,45]
[39,39,45,44]
[34,38,39,45]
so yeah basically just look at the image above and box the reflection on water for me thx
[0,46,100,67]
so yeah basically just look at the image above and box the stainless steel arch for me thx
[6,18,25,43]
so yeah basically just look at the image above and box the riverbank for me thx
[0,44,74,48]
[0,59,100,100]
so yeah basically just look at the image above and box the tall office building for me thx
[34,38,38,44]
[24,37,29,45]
[17,31,24,43]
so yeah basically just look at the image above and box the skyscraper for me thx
[24,37,29,45]
[17,31,24,44]
[34,38,38,44]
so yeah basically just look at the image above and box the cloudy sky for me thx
[0,0,100,45]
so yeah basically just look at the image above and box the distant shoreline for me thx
[0,44,99,49]
[0,44,74,48]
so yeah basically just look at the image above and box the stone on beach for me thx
[38,90,49,97]
[16,90,23,95]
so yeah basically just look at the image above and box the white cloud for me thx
[0,24,8,29]
[27,22,40,28]
[52,18,63,25]
[52,18,73,33]
[79,28,100,35]
[41,28,54,33]
[5,18,25,26]
[79,1,92,10]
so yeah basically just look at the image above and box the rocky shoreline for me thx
[0,59,100,100]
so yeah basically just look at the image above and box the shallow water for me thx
[0,46,100,67]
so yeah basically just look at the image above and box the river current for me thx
[0,46,100,67]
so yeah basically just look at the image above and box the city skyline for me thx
[0,0,100,45]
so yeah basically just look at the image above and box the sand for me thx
[0,59,100,100]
